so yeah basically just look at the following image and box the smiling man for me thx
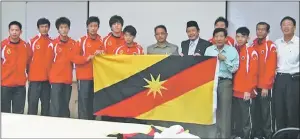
[273,16,299,132]
[181,21,212,56]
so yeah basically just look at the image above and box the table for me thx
[1,113,158,138]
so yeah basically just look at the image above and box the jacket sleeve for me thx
[228,37,235,46]
[262,42,277,89]
[172,47,179,55]
[1,44,16,80]
[180,41,185,55]
[45,43,54,74]
[139,47,144,55]
[26,42,33,74]
[69,41,89,65]
[246,49,259,93]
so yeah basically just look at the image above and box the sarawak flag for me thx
[93,55,218,125]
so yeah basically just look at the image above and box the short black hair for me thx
[256,22,270,32]
[154,25,167,33]
[55,17,71,30]
[9,21,22,30]
[236,27,250,36]
[280,16,296,26]
[213,28,228,37]
[37,18,50,28]
[86,16,100,27]
[123,25,137,37]
[109,15,124,27]
[214,16,228,28]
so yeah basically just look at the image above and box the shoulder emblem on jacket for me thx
[251,50,258,60]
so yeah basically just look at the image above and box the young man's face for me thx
[38,24,50,35]
[58,24,69,37]
[9,25,22,40]
[281,20,296,36]
[87,22,99,36]
[215,21,226,29]
[155,28,168,43]
[111,22,122,33]
[186,27,199,40]
[124,32,135,45]
[214,32,226,47]
[236,33,249,46]
[256,24,268,39]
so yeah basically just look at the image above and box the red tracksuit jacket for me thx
[251,38,277,89]
[1,38,32,86]
[233,44,259,98]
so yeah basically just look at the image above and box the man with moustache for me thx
[147,25,179,55]
[181,21,212,56]
[251,22,277,139]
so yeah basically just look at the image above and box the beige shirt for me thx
[147,42,179,55]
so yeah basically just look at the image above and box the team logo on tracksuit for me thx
[36,45,40,49]
[108,41,112,46]
[6,49,11,54]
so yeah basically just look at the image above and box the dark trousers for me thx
[1,86,26,114]
[273,73,299,130]
[232,97,252,139]
[49,83,72,117]
[216,79,233,139]
[77,80,95,120]
[27,81,51,116]
[251,88,272,139]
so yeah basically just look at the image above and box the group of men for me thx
[1,15,299,139]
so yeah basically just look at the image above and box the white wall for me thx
[26,2,88,41]
[1,2,26,40]
[89,2,226,53]
[227,2,299,42]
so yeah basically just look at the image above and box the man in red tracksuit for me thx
[75,16,105,120]
[103,15,125,55]
[113,25,145,124]
[1,21,32,114]
[48,17,94,117]
[114,25,144,55]
[232,27,258,139]
[251,22,277,139]
[209,17,235,46]
[27,18,52,116]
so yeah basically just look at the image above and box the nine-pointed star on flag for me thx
[143,74,167,98]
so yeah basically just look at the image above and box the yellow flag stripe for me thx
[93,55,168,92]
[136,81,214,125]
